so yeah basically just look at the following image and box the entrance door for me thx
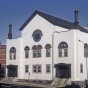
[60,69,69,78]
[7,65,18,77]
[55,63,71,78]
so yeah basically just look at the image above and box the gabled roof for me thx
[19,10,88,33]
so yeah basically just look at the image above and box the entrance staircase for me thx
[51,78,71,87]
[0,77,18,82]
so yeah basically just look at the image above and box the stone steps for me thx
[59,78,66,86]
[51,78,69,87]
[0,77,17,82]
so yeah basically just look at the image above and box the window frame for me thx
[9,47,16,60]
[80,64,83,73]
[58,49,62,57]
[46,64,51,73]
[25,65,29,73]
[32,45,42,58]
[13,52,16,59]
[46,49,51,57]
[64,48,68,57]
[24,46,30,59]
[10,53,12,60]
[33,65,41,73]
[32,29,43,42]
[58,42,68,57]
[45,44,51,57]
[25,51,29,58]
[84,49,88,58]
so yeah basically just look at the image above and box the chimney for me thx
[8,24,12,39]
[74,10,79,29]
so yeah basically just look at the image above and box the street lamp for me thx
[79,40,88,81]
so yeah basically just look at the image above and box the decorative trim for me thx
[45,44,51,49]
[9,47,16,53]
[58,41,68,49]
[32,45,42,50]
[24,46,30,51]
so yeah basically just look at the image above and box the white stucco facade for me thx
[6,11,88,83]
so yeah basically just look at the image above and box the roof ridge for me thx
[36,10,74,24]
[19,10,88,33]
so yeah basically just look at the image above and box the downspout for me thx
[52,33,54,80]
[74,10,79,81]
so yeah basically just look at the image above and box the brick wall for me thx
[0,45,6,76]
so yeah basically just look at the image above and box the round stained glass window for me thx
[33,30,42,42]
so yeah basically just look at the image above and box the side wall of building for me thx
[6,38,23,79]
[77,30,88,81]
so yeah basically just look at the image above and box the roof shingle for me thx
[19,10,88,33]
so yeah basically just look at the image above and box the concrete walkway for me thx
[0,80,65,88]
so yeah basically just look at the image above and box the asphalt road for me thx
[0,83,40,88]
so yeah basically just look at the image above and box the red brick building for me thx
[0,45,6,76]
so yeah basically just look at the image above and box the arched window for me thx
[45,44,51,57]
[58,42,68,57]
[84,43,88,57]
[24,46,30,58]
[9,47,16,60]
[32,45,42,58]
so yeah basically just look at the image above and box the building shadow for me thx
[63,83,80,88]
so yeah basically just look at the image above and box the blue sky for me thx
[0,0,88,44]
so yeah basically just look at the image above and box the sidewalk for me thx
[0,80,65,88]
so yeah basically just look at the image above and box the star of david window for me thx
[32,29,43,42]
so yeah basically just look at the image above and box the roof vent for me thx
[74,10,79,29]
[8,24,12,39]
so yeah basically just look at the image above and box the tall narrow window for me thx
[45,44,51,57]
[80,64,83,73]
[13,52,16,59]
[64,49,68,57]
[10,53,12,60]
[46,64,50,73]
[24,46,30,58]
[38,50,41,57]
[25,65,29,73]
[84,43,88,57]
[33,50,37,58]
[59,49,62,57]
[33,65,37,72]
[32,45,42,58]
[9,47,16,60]
[38,65,41,72]
[58,41,68,57]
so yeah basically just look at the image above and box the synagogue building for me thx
[6,10,88,86]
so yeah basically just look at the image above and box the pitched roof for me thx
[19,10,88,33]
